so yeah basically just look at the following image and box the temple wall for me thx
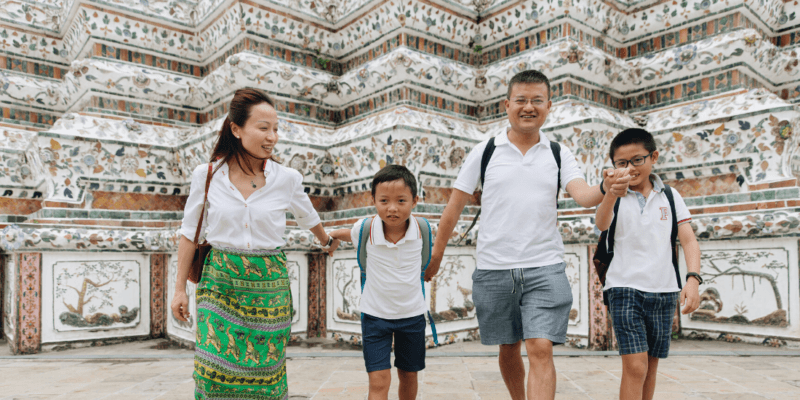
[0,0,799,353]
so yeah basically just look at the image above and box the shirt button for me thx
[245,223,248,228]
[247,243,250,248]
[245,204,247,208]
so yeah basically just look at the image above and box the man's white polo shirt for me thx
[349,216,427,320]
[453,129,584,270]
[604,174,692,293]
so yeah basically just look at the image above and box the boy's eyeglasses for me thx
[613,152,653,169]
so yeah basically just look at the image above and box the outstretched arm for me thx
[566,169,629,208]
[328,228,353,243]
[427,189,472,281]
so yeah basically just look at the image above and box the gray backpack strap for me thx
[416,216,432,271]
[414,216,438,346]
[357,217,374,293]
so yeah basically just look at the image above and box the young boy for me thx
[328,164,428,400]
[596,128,702,400]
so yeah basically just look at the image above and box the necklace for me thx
[250,180,257,189]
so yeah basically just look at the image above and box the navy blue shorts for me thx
[607,287,679,358]
[361,313,426,373]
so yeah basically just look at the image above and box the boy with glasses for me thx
[596,128,702,400]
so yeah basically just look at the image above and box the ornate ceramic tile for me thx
[53,258,142,332]
[681,238,800,338]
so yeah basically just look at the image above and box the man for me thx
[425,70,628,400]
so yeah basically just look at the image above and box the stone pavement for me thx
[2,338,800,399]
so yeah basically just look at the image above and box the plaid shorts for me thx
[607,287,679,358]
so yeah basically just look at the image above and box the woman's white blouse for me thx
[180,160,321,250]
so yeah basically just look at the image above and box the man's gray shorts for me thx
[472,262,573,345]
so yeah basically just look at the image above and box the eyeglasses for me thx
[510,97,547,107]
[613,151,653,169]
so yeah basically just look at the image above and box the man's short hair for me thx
[371,164,417,198]
[507,70,551,99]
[609,128,658,161]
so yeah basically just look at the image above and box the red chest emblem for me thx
[660,207,669,220]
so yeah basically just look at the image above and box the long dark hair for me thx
[210,88,279,175]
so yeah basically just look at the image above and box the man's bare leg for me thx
[525,338,556,400]
[499,341,526,400]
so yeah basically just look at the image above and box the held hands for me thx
[602,167,633,197]
[424,252,442,282]
[680,279,701,314]
[319,235,340,256]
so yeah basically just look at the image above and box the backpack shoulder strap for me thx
[458,138,497,245]
[357,217,374,293]
[480,137,497,189]
[550,141,562,207]
[607,197,621,251]
[663,184,682,289]
[414,215,438,346]
[415,216,432,271]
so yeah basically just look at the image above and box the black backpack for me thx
[592,184,682,305]
[458,137,562,244]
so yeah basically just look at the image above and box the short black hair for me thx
[371,164,417,198]
[507,70,551,99]
[609,128,657,161]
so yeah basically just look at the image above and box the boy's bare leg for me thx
[642,356,660,400]
[498,341,526,400]
[397,369,418,400]
[368,369,392,400]
[525,338,556,400]
[619,352,649,400]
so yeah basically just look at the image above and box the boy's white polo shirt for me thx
[604,175,692,293]
[350,216,427,320]
[453,129,584,270]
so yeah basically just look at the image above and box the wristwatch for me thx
[686,272,703,285]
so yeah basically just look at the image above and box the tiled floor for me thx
[1,339,800,399]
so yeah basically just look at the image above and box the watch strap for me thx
[686,272,703,285]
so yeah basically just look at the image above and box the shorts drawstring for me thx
[510,268,525,294]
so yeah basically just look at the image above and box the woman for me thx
[171,88,339,399]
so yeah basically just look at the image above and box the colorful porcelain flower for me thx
[1,225,24,251]
[682,137,700,158]
[439,64,454,84]
[288,154,307,172]
[674,44,697,66]
[449,147,466,168]
[120,154,139,173]
[133,71,150,88]
[82,154,97,167]
[773,120,792,141]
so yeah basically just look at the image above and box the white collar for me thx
[627,174,666,195]
[218,158,273,178]
[497,127,550,148]
[370,215,421,248]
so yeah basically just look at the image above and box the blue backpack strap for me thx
[415,216,438,346]
[357,217,373,295]
[663,184,682,290]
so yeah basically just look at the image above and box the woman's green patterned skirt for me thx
[194,247,292,400]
